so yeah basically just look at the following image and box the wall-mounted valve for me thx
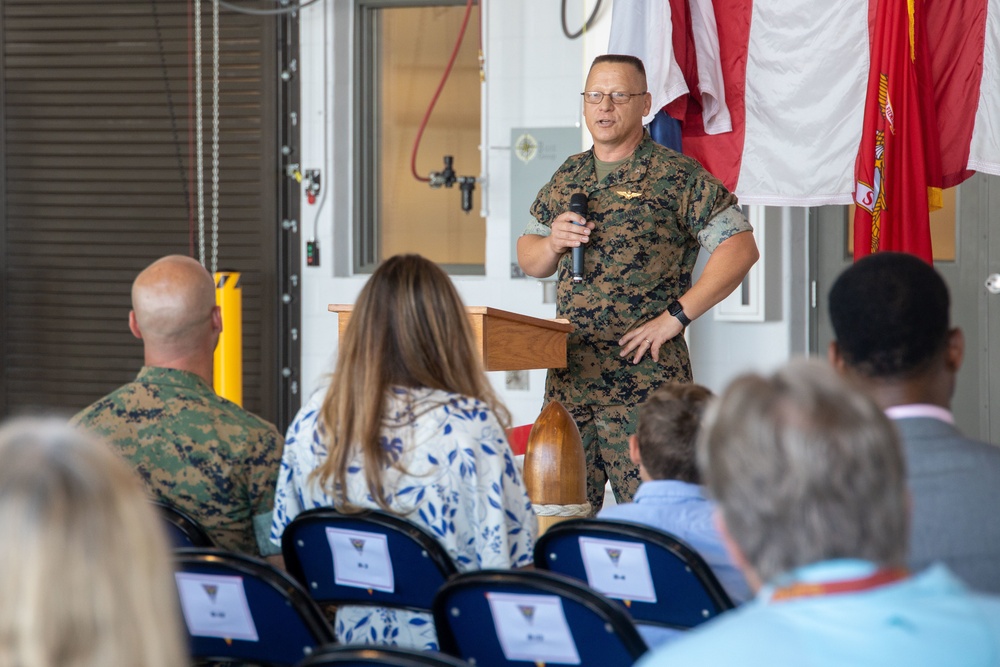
[429,155,476,213]
[458,176,475,213]
[303,169,321,204]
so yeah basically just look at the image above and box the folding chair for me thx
[433,569,648,667]
[281,507,458,615]
[174,548,335,666]
[154,500,217,548]
[297,645,471,667]
[534,518,734,638]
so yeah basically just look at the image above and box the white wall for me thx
[294,0,806,424]
[688,206,811,393]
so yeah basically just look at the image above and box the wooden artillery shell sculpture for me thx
[522,401,591,535]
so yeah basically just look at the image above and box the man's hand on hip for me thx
[618,312,685,364]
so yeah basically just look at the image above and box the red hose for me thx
[410,0,476,183]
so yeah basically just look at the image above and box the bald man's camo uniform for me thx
[526,132,751,511]
[74,366,283,556]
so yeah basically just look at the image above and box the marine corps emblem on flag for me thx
[856,130,886,252]
[879,74,896,135]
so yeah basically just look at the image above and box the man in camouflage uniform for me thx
[73,255,283,563]
[518,55,759,512]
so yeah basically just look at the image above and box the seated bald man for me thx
[74,255,283,562]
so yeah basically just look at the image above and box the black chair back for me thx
[534,518,734,629]
[281,507,458,613]
[174,548,335,666]
[432,569,648,667]
[297,645,471,667]
[154,500,216,548]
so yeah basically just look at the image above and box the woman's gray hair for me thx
[697,359,908,584]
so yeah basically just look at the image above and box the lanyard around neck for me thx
[770,568,908,603]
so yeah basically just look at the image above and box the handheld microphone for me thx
[569,192,588,284]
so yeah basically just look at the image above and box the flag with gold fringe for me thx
[853,0,942,263]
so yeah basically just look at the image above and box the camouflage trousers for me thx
[565,403,641,514]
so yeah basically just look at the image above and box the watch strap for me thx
[668,301,691,327]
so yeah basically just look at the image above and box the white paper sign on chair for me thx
[487,592,581,665]
[579,537,657,603]
[326,527,395,593]
[175,572,259,641]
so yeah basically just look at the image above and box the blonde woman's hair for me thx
[0,417,187,667]
[314,254,510,512]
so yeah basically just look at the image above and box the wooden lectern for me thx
[327,305,572,371]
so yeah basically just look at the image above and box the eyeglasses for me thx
[581,91,646,105]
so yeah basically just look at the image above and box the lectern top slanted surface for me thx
[327,305,571,371]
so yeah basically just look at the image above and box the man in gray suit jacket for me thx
[828,252,1000,593]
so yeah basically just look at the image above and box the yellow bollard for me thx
[213,271,243,406]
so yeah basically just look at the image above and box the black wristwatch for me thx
[667,300,692,328]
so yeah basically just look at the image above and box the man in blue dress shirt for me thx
[598,382,750,603]
[637,360,1000,667]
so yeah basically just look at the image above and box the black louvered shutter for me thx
[1,0,284,421]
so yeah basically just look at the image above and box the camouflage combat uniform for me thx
[528,132,750,511]
[73,366,283,556]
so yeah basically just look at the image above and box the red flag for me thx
[853,0,941,263]
[925,0,988,188]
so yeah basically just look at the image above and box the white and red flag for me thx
[609,0,1000,216]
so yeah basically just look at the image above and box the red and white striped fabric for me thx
[969,0,1000,175]
[610,0,732,134]
[608,0,1000,207]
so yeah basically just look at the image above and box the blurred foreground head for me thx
[698,360,908,586]
[0,417,185,667]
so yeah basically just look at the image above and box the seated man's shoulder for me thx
[596,501,645,524]
[905,428,1000,477]
[71,381,161,443]
[951,433,1000,463]
[197,392,282,441]
[72,393,121,429]
[636,605,774,666]
[597,481,709,524]
[969,591,1000,635]
[225,400,282,437]
[596,502,702,546]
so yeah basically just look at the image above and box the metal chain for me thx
[211,0,220,275]
[195,0,206,267]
